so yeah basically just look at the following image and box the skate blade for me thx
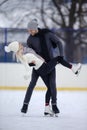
[45,114,58,117]
[75,64,82,76]
[44,112,54,117]
[54,113,58,117]
[44,112,59,117]
[21,113,26,117]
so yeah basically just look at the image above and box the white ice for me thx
[0,90,87,130]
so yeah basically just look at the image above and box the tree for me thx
[40,0,87,62]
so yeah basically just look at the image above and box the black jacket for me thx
[27,28,63,62]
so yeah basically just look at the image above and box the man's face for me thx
[28,29,37,36]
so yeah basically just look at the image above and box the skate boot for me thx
[72,63,82,76]
[21,103,28,114]
[52,104,60,117]
[44,105,54,116]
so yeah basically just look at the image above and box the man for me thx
[21,19,63,116]
[21,19,82,116]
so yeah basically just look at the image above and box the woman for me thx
[4,41,82,77]
[4,41,61,77]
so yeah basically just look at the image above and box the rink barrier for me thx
[0,63,87,90]
[0,86,87,91]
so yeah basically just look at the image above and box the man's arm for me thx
[49,32,63,56]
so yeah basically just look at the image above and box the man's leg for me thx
[41,75,51,105]
[21,69,39,113]
[41,68,60,116]
[41,75,53,116]
[48,68,60,116]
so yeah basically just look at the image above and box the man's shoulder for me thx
[40,28,52,33]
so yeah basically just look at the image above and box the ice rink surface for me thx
[0,90,87,130]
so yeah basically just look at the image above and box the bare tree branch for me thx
[68,0,77,27]
[0,0,8,6]
[40,0,48,28]
[52,0,66,27]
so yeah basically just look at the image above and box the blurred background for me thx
[0,1,87,130]
[0,0,87,63]
[0,0,87,90]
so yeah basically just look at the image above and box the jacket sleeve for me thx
[17,54,30,71]
[49,32,63,56]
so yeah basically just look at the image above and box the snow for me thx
[0,90,87,130]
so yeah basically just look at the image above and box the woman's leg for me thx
[58,56,72,69]
[41,75,51,105]
[58,56,82,75]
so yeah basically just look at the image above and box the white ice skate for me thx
[72,63,82,76]
[44,105,54,117]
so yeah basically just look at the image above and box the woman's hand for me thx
[29,60,36,66]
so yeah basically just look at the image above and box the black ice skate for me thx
[21,103,28,114]
[52,104,60,117]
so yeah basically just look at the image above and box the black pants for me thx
[58,56,72,68]
[37,56,72,76]
[23,68,56,105]
[37,57,58,76]
[23,56,72,105]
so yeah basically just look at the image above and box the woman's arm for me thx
[16,51,30,71]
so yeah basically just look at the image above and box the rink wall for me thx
[0,63,87,91]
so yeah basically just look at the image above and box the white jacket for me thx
[17,47,45,71]
[23,53,44,70]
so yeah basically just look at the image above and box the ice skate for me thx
[44,105,54,117]
[72,63,82,76]
[52,104,60,117]
[21,103,28,114]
